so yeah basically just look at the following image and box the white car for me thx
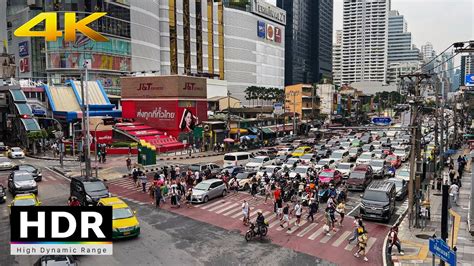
[339,142,352,151]
[282,158,301,170]
[289,166,312,179]
[396,168,410,181]
[257,165,281,179]
[335,162,354,178]
[393,148,410,162]
[369,159,386,177]
[245,156,273,171]
[277,147,294,156]
[300,153,316,164]
[8,147,25,159]
[329,150,349,164]
[314,159,335,172]
[356,152,374,165]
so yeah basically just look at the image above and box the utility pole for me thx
[227,90,231,138]
[82,62,91,178]
[434,80,440,187]
[288,91,298,135]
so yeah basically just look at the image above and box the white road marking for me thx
[208,201,234,212]
[365,238,377,253]
[277,218,297,231]
[332,231,352,247]
[287,220,307,234]
[308,226,325,240]
[346,203,361,216]
[215,203,239,214]
[199,200,226,210]
[297,223,318,237]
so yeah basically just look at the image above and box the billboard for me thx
[266,24,274,41]
[250,0,286,25]
[465,74,474,87]
[275,27,281,43]
[18,41,28,57]
[257,21,266,38]
[121,76,207,99]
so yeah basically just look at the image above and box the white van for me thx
[223,152,253,167]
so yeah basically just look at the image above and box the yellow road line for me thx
[448,209,461,248]
[397,240,429,261]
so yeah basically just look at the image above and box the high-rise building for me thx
[460,54,474,86]
[277,0,333,85]
[332,30,342,86]
[386,10,421,84]
[421,42,436,62]
[341,0,390,85]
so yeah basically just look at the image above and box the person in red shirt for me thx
[274,187,281,201]
[68,196,81,206]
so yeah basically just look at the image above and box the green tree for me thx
[27,131,43,155]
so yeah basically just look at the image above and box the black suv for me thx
[8,170,38,196]
[70,177,110,206]
[359,180,396,222]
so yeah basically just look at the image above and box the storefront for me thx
[121,75,208,139]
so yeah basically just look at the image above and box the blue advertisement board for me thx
[257,21,266,38]
[465,74,474,87]
[18,41,28,57]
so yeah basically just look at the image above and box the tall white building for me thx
[332,30,342,86]
[386,10,421,84]
[421,42,436,62]
[341,0,390,85]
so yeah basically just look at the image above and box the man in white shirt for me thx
[449,182,459,205]
[242,200,250,225]
[293,201,302,226]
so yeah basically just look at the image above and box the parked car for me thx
[236,171,258,190]
[360,181,396,222]
[348,147,363,162]
[13,164,42,181]
[356,152,374,165]
[70,177,110,206]
[188,163,221,176]
[8,170,38,195]
[318,169,343,185]
[8,147,25,159]
[34,256,77,266]
[395,168,410,181]
[335,162,355,179]
[0,157,15,171]
[98,197,140,239]
[386,178,408,200]
[190,179,227,203]
[385,154,402,168]
[289,166,312,179]
[347,170,373,191]
[372,149,387,159]
[369,159,387,178]
[245,156,273,171]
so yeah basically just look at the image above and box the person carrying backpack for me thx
[354,225,369,262]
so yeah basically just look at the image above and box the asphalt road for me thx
[0,158,335,266]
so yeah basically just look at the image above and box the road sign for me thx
[465,74,474,87]
[429,238,456,265]
[273,103,284,115]
[371,117,392,126]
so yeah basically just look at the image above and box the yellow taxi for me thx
[97,197,140,239]
[291,146,312,157]
[8,193,41,215]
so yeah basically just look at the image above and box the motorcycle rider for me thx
[255,210,266,235]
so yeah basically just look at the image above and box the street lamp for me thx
[94,120,104,178]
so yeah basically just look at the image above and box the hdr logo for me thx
[10,206,113,255]
[14,12,108,42]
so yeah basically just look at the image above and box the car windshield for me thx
[294,149,305,153]
[394,149,405,154]
[194,182,211,190]
[14,198,36,206]
[319,171,333,177]
[11,148,22,152]
[236,173,249,180]
[188,165,201,171]
[350,172,365,179]
[317,160,330,166]
[249,158,265,163]
[224,155,236,161]
[398,171,410,177]
[349,148,359,154]
[332,152,344,159]
[363,191,388,202]
[20,165,35,172]
[360,154,372,159]
[341,142,351,147]
[370,161,385,167]
[15,173,33,181]
[287,158,299,163]
[389,180,404,189]
[337,164,352,170]
[112,207,134,220]
[295,167,308,173]
[301,154,313,159]
[83,182,107,192]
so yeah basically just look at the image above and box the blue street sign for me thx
[429,238,456,265]
[465,74,474,87]
[371,117,392,126]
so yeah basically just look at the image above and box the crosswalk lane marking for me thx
[277,218,297,231]
[365,238,377,253]
[287,220,307,234]
[344,242,356,251]
[297,223,318,237]
[320,229,339,243]
[200,200,226,210]
[207,201,234,212]
[223,206,242,216]
[332,231,352,247]
[268,218,282,229]
[308,226,325,240]
[215,203,239,214]
[232,208,245,218]
[250,211,271,221]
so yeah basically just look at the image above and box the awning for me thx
[230,128,248,134]
[261,128,275,134]
[21,118,41,131]
[247,127,259,134]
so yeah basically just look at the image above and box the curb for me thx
[156,152,225,161]
[383,207,409,266]
[26,154,78,162]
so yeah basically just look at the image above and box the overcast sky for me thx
[267,0,474,64]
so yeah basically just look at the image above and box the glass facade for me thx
[277,0,333,85]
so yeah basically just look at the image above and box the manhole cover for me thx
[433,193,442,196]
[416,234,431,239]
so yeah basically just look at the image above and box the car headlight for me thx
[86,195,93,202]
[383,205,390,211]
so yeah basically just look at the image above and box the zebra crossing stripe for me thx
[223,206,242,216]
[344,242,356,251]
[308,226,325,240]
[264,213,277,222]
[268,218,282,229]
[365,238,377,253]
[208,201,234,212]
[200,200,226,210]
[297,223,318,237]
[215,203,239,214]
[247,209,263,220]
[277,218,297,231]
[232,209,245,219]
[320,229,339,243]
[287,220,307,234]
[332,231,352,247]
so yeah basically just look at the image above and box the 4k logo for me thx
[14,12,108,42]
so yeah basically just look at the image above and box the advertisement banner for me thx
[18,41,28,57]
[266,24,274,41]
[19,57,29,73]
[465,74,474,87]
[121,76,207,99]
[94,130,113,145]
[275,27,281,43]
[257,21,266,38]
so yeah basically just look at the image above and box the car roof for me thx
[367,180,395,191]
[14,193,36,200]
[200,178,222,184]
[72,177,104,183]
[14,170,32,175]
[321,169,335,172]
[98,197,128,209]
[371,159,385,163]
[254,156,269,159]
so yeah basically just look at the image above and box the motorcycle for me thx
[245,221,268,241]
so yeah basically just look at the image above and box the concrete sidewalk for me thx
[394,148,474,266]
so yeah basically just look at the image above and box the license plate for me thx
[123,231,130,235]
